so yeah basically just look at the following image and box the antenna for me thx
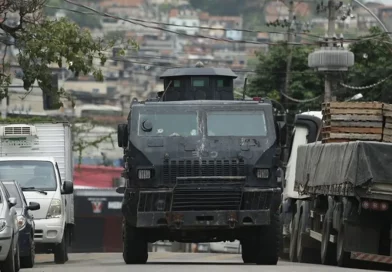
[159,80,173,102]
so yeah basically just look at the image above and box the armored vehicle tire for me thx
[241,213,280,265]
[122,219,148,264]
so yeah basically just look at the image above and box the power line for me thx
[58,0,328,46]
[46,4,321,39]
[47,2,389,44]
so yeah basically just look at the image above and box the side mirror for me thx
[117,124,128,148]
[61,181,74,195]
[8,197,17,208]
[27,201,40,211]
[116,186,125,194]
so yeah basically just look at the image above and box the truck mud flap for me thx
[351,252,392,264]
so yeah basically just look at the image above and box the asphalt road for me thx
[22,253,390,272]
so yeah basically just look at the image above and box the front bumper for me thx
[135,187,281,229]
[0,227,13,261]
[137,210,271,228]
[33,218,64,244]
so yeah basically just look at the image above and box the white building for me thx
[168,8,200,35]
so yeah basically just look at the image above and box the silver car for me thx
[0,181,20,272]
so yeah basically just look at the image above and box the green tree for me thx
[0,0,136,102]
[339,26,392,103]
[248,43,324,114]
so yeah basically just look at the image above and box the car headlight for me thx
[46,199,62,219]
[17,215,26,230]
[0,219,6,232]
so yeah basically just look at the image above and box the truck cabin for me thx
[156,66,237,101]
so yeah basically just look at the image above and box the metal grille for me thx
[163,159,245,184]
[138,192,172,212]
[4,126,31,135]
[172,181,243,211]
[241,191,272,210]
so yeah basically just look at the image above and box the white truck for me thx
[0,122,74,264]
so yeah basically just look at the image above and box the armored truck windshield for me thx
[207,110,267,136]
[138,112,198,137]
[133,103,271,138]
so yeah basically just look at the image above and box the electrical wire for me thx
[56,0,338,46]
[47,1,391,44]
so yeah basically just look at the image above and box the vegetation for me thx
[248,26,392,121]
[247,43,324,114]
[0,0,137,103]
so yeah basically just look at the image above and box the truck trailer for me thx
[281,106,392,268]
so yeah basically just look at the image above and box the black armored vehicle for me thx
[117,65,285,265]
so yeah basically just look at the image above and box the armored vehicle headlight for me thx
[138,169,151,179]
[256,169,270,179]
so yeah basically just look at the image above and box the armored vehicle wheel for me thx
[241,241,256,263]
[122,218,148,264]
[241,213,280,265]
[255,212,280,265]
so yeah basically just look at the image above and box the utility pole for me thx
[284,0,295,111]
[309,1,354,103]
[324,0,337,102]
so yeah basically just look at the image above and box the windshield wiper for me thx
[21,187,48,195]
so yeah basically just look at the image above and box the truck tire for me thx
[321,212,336,265]
[20,234,35,268]
[289,212,298,262]
[336,222,351,267]
[122,218,148,264]
[0,236,16,272]
[279,213,289,260]
[54,231,68,264]
[296,214,320,263]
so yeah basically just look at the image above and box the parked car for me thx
[0,181,20,272]
[2,180,40,269]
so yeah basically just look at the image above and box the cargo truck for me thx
[281,106,392,268]
[0,122,74,264]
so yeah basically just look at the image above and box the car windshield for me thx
[0,161,57,191]
[3,183,22,208]
[207,111,268,136]
[138,112,198,137]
